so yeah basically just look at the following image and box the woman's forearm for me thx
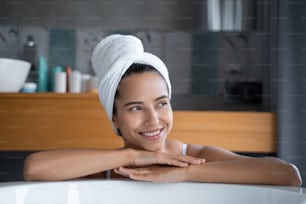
[23,149,132,181]
[23,148,204,181]
[185,157,302,186]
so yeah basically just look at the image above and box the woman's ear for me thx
[112,114,119,128]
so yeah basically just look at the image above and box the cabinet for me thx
[0,93,276,153]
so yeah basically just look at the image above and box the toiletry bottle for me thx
[81,74,91,92]
[69,70,81,93]
[65,66,72,92]
[50,66,63,91]
[21,82,37,93]
[54,72,67,93]
[37,56,48,92]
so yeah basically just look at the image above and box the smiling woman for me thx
[23,34,302,186]
[112,64,173,152]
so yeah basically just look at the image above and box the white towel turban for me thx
[91,34,171,135]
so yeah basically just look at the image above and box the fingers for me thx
[157,153,205,167]
[133,149,205,167]
[114,166,187,183]
[115,167,154,182]
[114,167,129,177]
[129,172,153,182]
[114,167,143,178]
[116,166,151,175]
[175,155,206,165]
[162,158,188,167]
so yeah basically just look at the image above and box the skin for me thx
[111,72,302,186]
[23,71,302,186]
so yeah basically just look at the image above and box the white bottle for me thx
[81,74,91,93]
[69,70,82,93]
[54,72,66,93]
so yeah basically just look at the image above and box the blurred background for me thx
[0,0,305,186]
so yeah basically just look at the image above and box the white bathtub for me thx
[0,180,305,204]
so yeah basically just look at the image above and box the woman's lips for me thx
[139,128,163,140]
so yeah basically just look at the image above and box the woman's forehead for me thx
[117,72,169,100]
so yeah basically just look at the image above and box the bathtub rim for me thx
[1,180,306,204]
[0,179,305,195]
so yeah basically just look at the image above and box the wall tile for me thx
[164,31,192,94]
[49,28,75,69]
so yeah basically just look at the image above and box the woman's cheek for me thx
[124,113,143,128]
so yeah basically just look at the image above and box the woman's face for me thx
[112,72,173,152]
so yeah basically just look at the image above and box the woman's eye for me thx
[158,101,168,107]
[130,106,142,111]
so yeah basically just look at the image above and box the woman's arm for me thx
[114,145,302,186]
[185,157,301,186]
[185,145,302,186]
[23,149,130,181]
[23,148,203,181]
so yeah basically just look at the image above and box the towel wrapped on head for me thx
[91,34,171,135]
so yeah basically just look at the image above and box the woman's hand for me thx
[114,149,205,183]
[114,166,190,183]
[128,149,205,167]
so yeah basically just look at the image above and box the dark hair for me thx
[112,63,158,115]
[121,63,158,80]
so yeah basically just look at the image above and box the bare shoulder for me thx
[165,139,185,155]
[187,144,246,162]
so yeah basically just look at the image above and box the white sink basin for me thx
[0,58,31,92]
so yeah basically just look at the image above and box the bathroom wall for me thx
[0,0,201,95]
[0,0,201,30]
[276,0,306,187]
[0,0,271,110]
[0,26,193,94]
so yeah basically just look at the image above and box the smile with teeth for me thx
[140,129,163,137]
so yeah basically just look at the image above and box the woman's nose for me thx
[145,108,159,124]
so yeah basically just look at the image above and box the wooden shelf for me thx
[0,92,99,99]
[0,93,277,153]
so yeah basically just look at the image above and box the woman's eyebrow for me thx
[124,95,168,107]
[124,101,143,107]
[155,95,169,101]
